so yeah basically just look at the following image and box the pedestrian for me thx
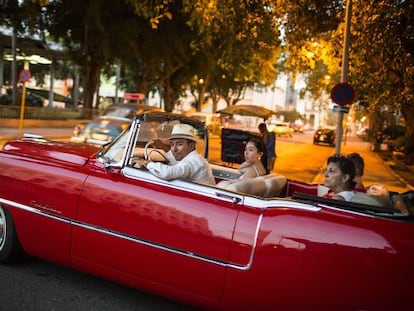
[258,123,276,172]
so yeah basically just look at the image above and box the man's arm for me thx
[146,160,192,180]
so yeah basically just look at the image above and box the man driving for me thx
[139,123,215,185]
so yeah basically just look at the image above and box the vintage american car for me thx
[70,103,163,145]
[1,111,414,310]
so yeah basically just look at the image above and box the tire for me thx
[0,206,24,264]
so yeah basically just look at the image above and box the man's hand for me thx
[134,158,150,169]
[151,139,170,152]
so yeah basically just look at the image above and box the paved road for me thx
[1,258,194,311]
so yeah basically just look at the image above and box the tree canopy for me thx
[2,0,414,152]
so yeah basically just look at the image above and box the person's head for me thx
[168,124,197,161]
[258,123,267,134]
[366,184,391,208]
[347,152,364,177]
[324,155,356,192]
[244,138,264,164]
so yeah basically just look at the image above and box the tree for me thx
[275,0,414,155]
[188,0,282,110]
[350,0,414,153]
[41,0,144,115]
[128,0,282,111]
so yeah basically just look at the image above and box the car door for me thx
[70,166,260,300]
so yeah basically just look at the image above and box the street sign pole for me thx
[19,82,27,136]
[336,0,352,156]
[18,67,31,136]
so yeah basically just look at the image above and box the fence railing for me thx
[0,105,102,120]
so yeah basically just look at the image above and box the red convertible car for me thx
[1,112,414,310]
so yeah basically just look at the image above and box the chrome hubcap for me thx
[0,208,6,250]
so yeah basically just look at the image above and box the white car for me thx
[268,122,294,137]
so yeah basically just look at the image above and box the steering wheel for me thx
[144,140,169,163]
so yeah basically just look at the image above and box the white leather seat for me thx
[218,174,287,198]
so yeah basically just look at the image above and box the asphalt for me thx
[1,127,413,193]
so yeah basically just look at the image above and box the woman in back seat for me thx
[323,155,356,201]
[217,138,266,189]
[217,139,287,197]
[238,138,267,179]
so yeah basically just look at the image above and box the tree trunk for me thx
[370,106,385,152]
[81,64,101,119]
[401,104,414,153]
[162,82,175,112]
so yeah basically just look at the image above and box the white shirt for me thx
[146,150,215,185]
[336,191,356,201]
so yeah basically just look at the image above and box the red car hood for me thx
[2,138,100,166]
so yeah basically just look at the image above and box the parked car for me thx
[0,90,44,107]
[290,122,304,133]
[268,121,294,137]
[356,127,369,139]
[313,127,336,146]
[71,103,163,145]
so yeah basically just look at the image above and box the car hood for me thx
[2,138,100,166]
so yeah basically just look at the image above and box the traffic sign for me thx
[19,69,31,83]
[333,105,350,113]
[330,82,355,106]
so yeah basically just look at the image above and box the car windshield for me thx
[100,113,208,167]
[103,106,136,119]
[99,126,131,164]
[132,114,207,157]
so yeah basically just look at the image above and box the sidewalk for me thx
[0,127,73,141]
[312,135,414,193]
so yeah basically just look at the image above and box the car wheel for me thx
[0,206,24,264]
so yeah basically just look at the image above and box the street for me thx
[0,129,411,310]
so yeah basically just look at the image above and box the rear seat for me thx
[284,179,319,197]
[219,174,288,198]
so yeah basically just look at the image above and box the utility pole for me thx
[335,0,352,156]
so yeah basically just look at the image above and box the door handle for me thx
[215,192,242,204]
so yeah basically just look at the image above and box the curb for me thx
[373,152,414,191]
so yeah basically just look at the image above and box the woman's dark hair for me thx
[247,137,268,173]
[347,152,364,176]
[327,155,356,189]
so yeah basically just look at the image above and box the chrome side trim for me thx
[0,198,70,224]
[238,212,263,271]
[0,197,253,270]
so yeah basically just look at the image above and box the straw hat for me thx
[168,124,197,142]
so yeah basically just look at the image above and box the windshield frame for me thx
[98,112,209,169]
